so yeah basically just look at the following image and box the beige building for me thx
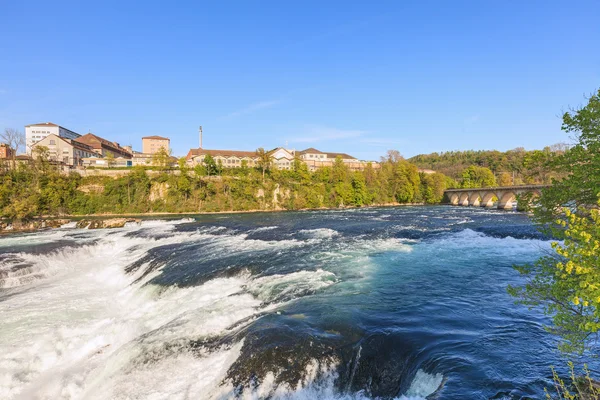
[25,122,81,155]
[186,148,259,168]
[297,148,379,171]
[32,134,98,167]
[186,146,378,172]
[142,136,170,154]
[268,147,295,170]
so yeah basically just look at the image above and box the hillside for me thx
[408,145,569,185]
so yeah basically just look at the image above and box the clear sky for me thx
[1,1,598,159]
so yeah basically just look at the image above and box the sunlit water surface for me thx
[0,206,584,399]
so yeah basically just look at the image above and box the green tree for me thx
[105,152,115,169]
[351,172,369,206]
[152,147,171,171]
[202,154,219,176]
[532,89,600,227]
[256,147,271,182]
[509,89,600,354]
[498,172,513,186]
[461,165,496,188]
[509,205,600,353]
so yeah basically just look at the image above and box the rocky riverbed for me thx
[0,218,142,233]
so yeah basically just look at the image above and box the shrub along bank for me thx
[0,155,456,222]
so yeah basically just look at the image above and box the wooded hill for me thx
[409,144,569,185]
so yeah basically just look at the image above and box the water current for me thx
[0,206,584,399]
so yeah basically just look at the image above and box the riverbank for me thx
[0,202,427,233]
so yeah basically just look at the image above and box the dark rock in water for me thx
[221,312,437,398]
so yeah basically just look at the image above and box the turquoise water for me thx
[0,206,584,399]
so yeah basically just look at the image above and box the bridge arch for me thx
[497,191,516,210]
[458,192,470,206]
[480,192,496,208]
[469,192,481,207]
[449,193,459,205]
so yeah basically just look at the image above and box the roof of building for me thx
[25,122,82,137]
[298,147,325,155]
[34,134,95,153]
[142,135,170,140]
[25,122,59,127]
[75,133,132,156]
[187,148,258,159]
[298,148,356,160]
[326,152,357,160]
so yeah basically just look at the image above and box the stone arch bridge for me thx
[444,185,549,209]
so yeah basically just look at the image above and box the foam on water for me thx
[0,208,554,399]
[297,228,340,239]
[250,226,279,233]
[0,221,348,399]
[214,362,443,400]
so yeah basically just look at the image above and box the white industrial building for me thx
[25,122,81,154]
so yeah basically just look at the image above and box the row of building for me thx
[21,122,171,167]
[185,147,378,171]
[1,122,378,172]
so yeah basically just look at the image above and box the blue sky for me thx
[1,1,598,159]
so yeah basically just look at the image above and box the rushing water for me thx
[0,206,582,399]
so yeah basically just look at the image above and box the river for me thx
[0,206,580,399]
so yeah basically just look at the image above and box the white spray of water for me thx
[0,222,347,399]
[0,220,443,400]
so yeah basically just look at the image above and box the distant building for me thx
[186,146,378,171]
[297,148,377,171]
[186,148,259,168]
[81,156,132,168]
[32,134,98,166]
[25,122,81,155]
[268,147,295,170]
[75,133,132,159]
[0,143,15,159]
[142,136,170,154]
[131,151,155,166]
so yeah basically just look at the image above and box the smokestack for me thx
[199,126,203,149]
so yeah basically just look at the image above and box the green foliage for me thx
[545,362,600,399]
[0,149,456,221]
[461,165,497,188]
[510,89,600,355]
[509,205,600,353]
[409,146,568,184]
[256,147,271,182]
[202,155,219,176]
[151,147,171,170]
[531,89,600,228]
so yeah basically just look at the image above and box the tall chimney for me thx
[199,126,203,149]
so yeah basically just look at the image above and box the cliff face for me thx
[149,182,170,202]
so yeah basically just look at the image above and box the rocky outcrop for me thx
[0,219,71,233]
[78,184,105,194]
[75,218,141,229]
[149,182,170,202]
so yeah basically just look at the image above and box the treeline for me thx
[0,155,455,221]
[409,145,569,184]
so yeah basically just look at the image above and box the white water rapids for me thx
[0,220,442,400]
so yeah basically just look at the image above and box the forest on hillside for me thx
[409,144,570,185]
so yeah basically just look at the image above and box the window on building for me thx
[50,140,56,145]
